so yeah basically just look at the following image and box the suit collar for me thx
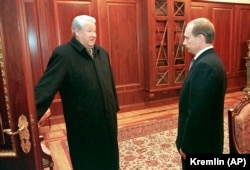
[194,46,214,61]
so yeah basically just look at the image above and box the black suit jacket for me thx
[176,48,227,153]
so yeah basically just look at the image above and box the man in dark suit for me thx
[175,18,227,170]
[35,15,120,170]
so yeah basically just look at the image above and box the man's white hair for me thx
[71,15,96,34]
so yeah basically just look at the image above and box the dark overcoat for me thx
[176,48,227,154]
[35,37,120,170]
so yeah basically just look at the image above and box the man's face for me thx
[183,24,200,55]
[76,21,96,48]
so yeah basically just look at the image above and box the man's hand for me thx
[38,109,51,127]
[180,148,186,160]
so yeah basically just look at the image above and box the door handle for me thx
[3,114,31,153]
[3,126,25,135]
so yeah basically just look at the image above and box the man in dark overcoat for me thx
[35,15,120,170]
[175,18,227,170]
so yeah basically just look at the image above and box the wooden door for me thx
[0,0,42,169]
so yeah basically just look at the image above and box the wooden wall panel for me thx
[190,2,207,19]
[234,5,250,76]
[54,0,92,44]
[100,0,144,108]
[107,3,141,86]
[208,4,234,77]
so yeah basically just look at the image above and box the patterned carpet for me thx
[118,116,229,170]
[53,115,229,170]
[119,119,180,170]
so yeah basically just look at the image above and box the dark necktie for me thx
[189,58,195,70]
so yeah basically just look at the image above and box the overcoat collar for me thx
[69,37,98,54]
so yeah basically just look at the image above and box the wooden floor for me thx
[39,90,246,170]
[118,91,245,128]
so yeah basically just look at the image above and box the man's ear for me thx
[196,34,204,44]
[199,34,206,43]
[74,30,79,37]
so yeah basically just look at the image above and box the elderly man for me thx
[35,15,120,170]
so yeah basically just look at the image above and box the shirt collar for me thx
[194,45,213,60]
